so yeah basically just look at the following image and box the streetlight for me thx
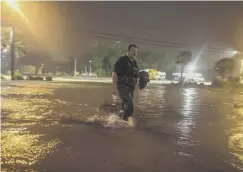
[89,60,92,76]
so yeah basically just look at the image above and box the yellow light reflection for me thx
[1,131,60,166]
[1,82,62,168]
[228,106,243,170]
[176,88,198,146]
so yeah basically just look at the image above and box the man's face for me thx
[128,46,138,59]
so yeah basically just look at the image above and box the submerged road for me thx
[1,81,243,172]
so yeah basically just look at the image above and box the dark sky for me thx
[2,1,243,68]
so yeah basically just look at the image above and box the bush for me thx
[199,83,205,88]
[1,74,6,79]
[15,75,24,80]
[45,76,53,81]
[228,76,240,83]
[199,83,205,86]
[27,76,34,80]
[211,77,225,87]
[14,71,24,80]
[35,76,44,80]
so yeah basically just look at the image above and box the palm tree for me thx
[176,51,192,80]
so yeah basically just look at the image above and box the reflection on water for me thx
[1,83,62,170]
[176,89,199,147]
[1,82,243,171]
[1,131,60,166]
[1,82,111,170]
[137,86,242,170]
[228,93,243,170]
[136,86,166,129]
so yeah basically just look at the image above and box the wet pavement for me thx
[1,81,243,172]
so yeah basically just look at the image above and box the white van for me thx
[154,72,166,80]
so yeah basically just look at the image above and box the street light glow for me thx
[189,65,195,72]
[232,50,239,56]
[4,0,29,24]
[4,0,19,11]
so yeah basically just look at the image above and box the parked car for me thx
[154,73,166,80]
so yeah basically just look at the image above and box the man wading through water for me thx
[112,44,139,127]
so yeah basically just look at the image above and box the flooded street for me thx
[1,81,243,172]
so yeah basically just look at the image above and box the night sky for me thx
[2,1,243,69]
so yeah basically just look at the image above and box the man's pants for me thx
[117,86,134,121]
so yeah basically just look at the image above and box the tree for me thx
[80,41,123,76]
[138,52,163,70]
[102,55,112,76]
[214,58,234,79]
[138,52,151,69]
[176,51,192,80]
[1,27,30,74]
[90,55,102,74]
[77,43,107,76]
[91,43,107,75]
[1,27,27,58]
[102,46,122,76]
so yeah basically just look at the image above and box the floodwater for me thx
[1,81,243,172]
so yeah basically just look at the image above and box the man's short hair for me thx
[128,44,138,51]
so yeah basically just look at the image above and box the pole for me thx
[89,61,92,76]
[90,62,92,75]
[74,57,77,77]
[10,27,15,80]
